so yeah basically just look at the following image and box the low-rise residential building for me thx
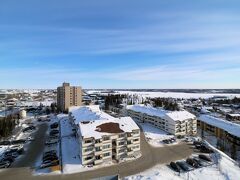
[226,113,240,122]
[126,105,197,136]
[69,105,141,166]
[198,115,240,150]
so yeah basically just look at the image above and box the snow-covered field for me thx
[125,150,240,180]
[117,91,240,99]
[137,121,176,147]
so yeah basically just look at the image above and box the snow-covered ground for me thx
[125,149,240,180]
[137,121,176,147]
[117,91,240,99]
[60,116,83,174]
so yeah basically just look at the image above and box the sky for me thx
[0,0,240,89]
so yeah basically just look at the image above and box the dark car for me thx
[50,123,59,129]
[200,145,214,153]
[170,162,181,173]
[44,150,57,155]
[176,161,191,172]
[193,158,204,167]
[0,141,11,146]
[0,161,11,169]
[11,139,26,145]
[42,155,58,162]
[1,157,14,163]
[40,160,59,169]
[186,158,200,168]
[199,155,212,162]
[50,130,59,136]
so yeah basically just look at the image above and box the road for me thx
[11,123,48,168]
[0,131,193,180]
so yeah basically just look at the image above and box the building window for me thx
[95,139,101,143]
[103,136,110,141]
[119,141,125,146]
[95,147,101,152]
[103,152,110,157]
[85,156,92,161]
[118,149,125,153]
[84,148,93,152]
[84,139,92,144]
[103,144,111,149]
[133,138,139,142]
[119,133,125,138]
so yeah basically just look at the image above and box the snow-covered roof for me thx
[228,114,240,117]
[79,117,139,139]
[165,111,196,121]
[69,105,116,124]
[198,115,240,138]
[126,105,166,118]
[126,105,196,121]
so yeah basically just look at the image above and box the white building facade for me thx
[126,105,197,136]
[69,105,141,166]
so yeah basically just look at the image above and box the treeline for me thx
[212,97,240,105]
[151,98,180,111]
[0,117,16,138]
[105,94,127,110]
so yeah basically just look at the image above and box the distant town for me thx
[0,83,240,179]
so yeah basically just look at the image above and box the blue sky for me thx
[0,0,240,89]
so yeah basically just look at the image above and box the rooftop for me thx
[126,104,196,121]
[79,117,139,139]
[69,105,113,124]
[198,115,240,138]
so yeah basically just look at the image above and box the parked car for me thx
[50,130,59,136]
[23,126,36,132]
[50,122,59,129]
[200,145,214,153]
[45,139,59,146]
[11,139,26,145]
[192,158,204,167]
[42,155,58,162]
[40,160,59,169]
[0,141,11,146]
[199,154,212,162]
[43,150,57,156]
[176,161,191,172]
[186,158,200,168]
[170,162,181,173]
[0,161,11,169]
[1,156,14,163]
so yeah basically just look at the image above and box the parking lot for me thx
[168,140,216,174]
[11,123,48,168]
[35,117,61,173]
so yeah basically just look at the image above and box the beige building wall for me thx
[57,82,82,112]
[80,130,141,166]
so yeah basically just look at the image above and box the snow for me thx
[127,105,196,122]
[125,150,240,180]
[60,116,83,174]
[137,121,175,147]
[127,105,166,118]
[69,105,113,124]
[166,111,196,122]
[79,117,139,139]
[117,91,240,99]
[198,115,240,138]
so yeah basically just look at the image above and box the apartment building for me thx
[69,105,141,166]
[126,105,197,136]
[198,115,240,150]
[57,82,82,112]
